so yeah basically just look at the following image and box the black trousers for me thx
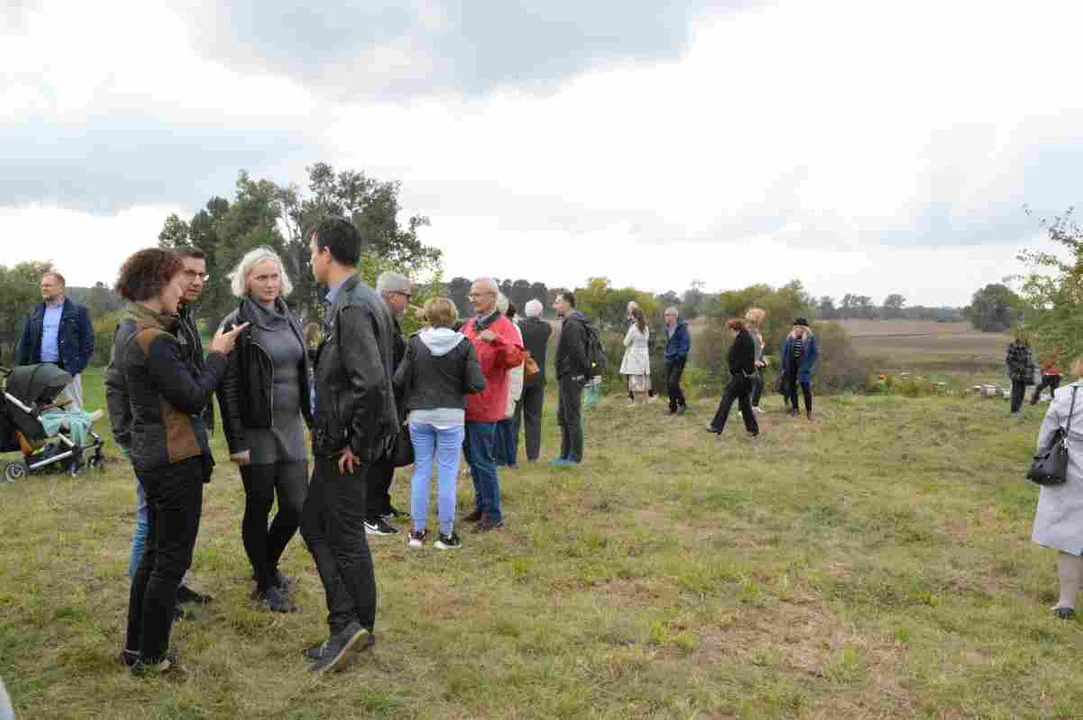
[664,359,687,411]
[1032,374,1061,404]
[787,366,813,414]
[301,456,376,634]
[750,367,765,407]
[709,375,759,435]
[1011,380,1027,413]
[125,456,204,661]
[519,384,545,461]
[557,375,584,462]
[365,453,395,521]
[240,461,308,592]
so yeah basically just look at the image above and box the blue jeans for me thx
[129,475,150,579]
[464,422,501,523]
[494,403,520,467]
[409,421,465,535]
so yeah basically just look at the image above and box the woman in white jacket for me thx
[1032,360,1083,619]
[621,306,651,405]
[495,294,525,467]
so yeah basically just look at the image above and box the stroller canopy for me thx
[6,364,73,406]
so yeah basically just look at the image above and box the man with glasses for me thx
[364,272,413,536]
[461,278,524,531]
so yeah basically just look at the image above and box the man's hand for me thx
[478,329,497,343]
[338,446,362,475]
[230,450,250,465]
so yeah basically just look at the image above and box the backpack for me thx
[580,319,607,378]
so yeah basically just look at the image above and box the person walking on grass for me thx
[364,272,413,537]
[624,301,657,403]
[780,318,818,420]
[1007,336,1036,418]
[517,299,551,462]
[494,295,525,469]
[621,305,651,405]
[552,291,593,466]
[461,278,525,531]
[745,307,767,413]
[217,247,312,613]
[107,247,214,613]
[394,297,486,550]
[300,217,399,674]
[1033,348,1064,405]
[1032,359,1083,620]
[663,307,691,416]
[116,248,246,676]
[705,318,760,438]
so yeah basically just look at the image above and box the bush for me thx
[91,311,124,367]
[808,321,873,394]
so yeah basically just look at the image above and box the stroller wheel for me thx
[4,461,27,483]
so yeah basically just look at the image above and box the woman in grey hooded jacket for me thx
[394,297,485,550]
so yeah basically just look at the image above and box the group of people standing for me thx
[1006,337,1064,417]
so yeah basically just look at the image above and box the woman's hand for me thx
[210,322,249,355]
[230,450,250,465]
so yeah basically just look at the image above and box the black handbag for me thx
[1028,386,1077,486]
[391,422,414,468]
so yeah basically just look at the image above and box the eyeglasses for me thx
[393,290,412,299]
[183,270,210,282]
[467,291,495,299]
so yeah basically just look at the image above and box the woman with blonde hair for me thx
[218,246,312,612]
[621,306,651,405]
[394,297,485,549]
[745,307,767,413]
[1032,358,1083,619]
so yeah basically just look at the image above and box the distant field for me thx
[838,320,1011,380]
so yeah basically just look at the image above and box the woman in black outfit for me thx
[706,318,760,438]
[218,248,312,612]
[118,248,246,676]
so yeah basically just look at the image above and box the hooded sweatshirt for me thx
[394,326,487,428]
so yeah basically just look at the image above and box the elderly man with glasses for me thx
[364,271,413,536]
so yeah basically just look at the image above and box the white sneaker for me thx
[407,530,426,548]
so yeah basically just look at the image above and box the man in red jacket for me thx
[461,277,525,531]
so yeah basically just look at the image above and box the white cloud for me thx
[1,0,1081,305]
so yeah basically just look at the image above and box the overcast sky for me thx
[2,0,1079,306]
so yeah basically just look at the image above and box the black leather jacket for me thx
[312,274,399,461]
[217,299,313,455]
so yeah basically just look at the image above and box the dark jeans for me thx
[125,456,204,661]
[464,422,501,522]
[365,453,395,521]
[787,366,813,414]
[495,401,521,467]
[750,367,765,407]
[1032,374,1062,404]
[1011,379,1027,413]
[557,375,584,462]
[241,461,308,592]
[519,385,545,461]
[301,456,376,634]
[664,359,687,412]
[709,374,759,435]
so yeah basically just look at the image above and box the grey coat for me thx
[1032,381,1083,553]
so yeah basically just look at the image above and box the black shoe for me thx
[463,510,483,523]
[676,406,688,416]
[131,651,178,678]
[120,649,139,668]
[256,585,297,613]
[381,504,408,520]
[363,518,399,536]
[666,407,677,416]
[435,532,462,550]
[790,408,799,418]
[748,432,759,439]
[304,630,375,662]
[176,585,211,605]
[273,570,293,592]
[1054,606,1076,620]
[704,425,721,435]
[473,516,504,533]
[308,621,373,674]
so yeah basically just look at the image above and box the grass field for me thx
[839,320,1012,382]
[1,366,1078,718]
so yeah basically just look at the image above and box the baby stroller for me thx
[0,364,105,482]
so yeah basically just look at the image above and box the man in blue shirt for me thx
[16,272,94,408]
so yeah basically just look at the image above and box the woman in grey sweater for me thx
[218,248,312,612]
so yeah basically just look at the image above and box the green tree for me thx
[882,293,906,319]
[0,261,52,363]
[1016,208,1083,357]
[967,283,1022,333]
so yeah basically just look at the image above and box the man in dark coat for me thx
[551,291,592,466]
[517,299,552,462]
[16,271,94,408]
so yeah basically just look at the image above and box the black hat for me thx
[793,318,809,327]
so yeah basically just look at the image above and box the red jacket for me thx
[462,314,525,423]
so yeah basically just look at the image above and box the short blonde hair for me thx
[745,307,765,325]
[229,247,293,299]
[424,297,458,328]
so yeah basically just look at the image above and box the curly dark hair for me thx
[114,248,183,302]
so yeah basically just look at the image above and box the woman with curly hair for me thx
[115,248,246,676]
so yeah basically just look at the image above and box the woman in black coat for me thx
[706,318,760,438]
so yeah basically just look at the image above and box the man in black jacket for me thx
[706,319,759,437]
[517,299,551,462]
[551,291,591,466]
[301,217,398,675]
[364,271,412,536]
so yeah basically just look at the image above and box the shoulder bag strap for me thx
[1067,386,1078,437]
